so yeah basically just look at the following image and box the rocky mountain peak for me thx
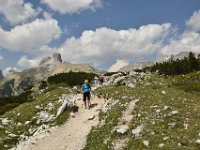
[53,53,62,63]
[39,53,62,66]
[0,69,4,79]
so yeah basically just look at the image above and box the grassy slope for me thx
[0,86,73,150]
[84,73,200,150]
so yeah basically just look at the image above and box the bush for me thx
[39,81,48,89]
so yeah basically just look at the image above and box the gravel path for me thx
[31,96,104,150]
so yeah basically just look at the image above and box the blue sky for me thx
[0,0,200,74]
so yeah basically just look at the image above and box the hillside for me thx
[0,68,199,150]
[84,72,200,150]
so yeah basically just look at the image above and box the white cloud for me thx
[0,55,3,61]
[108,59,129,72]
[0,0,40,25]
[42,0,102,14]
[160,31,200,56]
[160,10,200,56]
[59,23,172,66]
[17,56,41,68]
[3,67,20,76]
[0,18,62,51]
[186,9,200,31]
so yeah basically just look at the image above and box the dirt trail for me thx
[31,95,104,150]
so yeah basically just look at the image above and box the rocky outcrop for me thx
[0,70,3,79]
[39,53,62,66]
[53,53,62,63]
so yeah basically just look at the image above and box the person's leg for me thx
[83,93,87,109]
[88,93,91,108]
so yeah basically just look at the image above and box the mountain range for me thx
[156,51,199,62]
[0,53,98,97]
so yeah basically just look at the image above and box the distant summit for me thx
[120,61,154,72]
[39,53,62,66]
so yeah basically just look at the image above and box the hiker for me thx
[94,76,98,86]
[98,74,104,85]
[81,80,91,109]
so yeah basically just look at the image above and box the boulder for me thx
[56,95,76,117]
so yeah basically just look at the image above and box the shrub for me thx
[39,80,48,89]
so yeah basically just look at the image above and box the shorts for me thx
[83,92,90,101]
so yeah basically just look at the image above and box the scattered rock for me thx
[158,143,165,148]
[168,110,179,116]
[17,122,22,126]
[2,118,11,125]
[132,124,144,139]
[37,111,55,124]
[122,96,128,99]
[9,133,17,137]
[156,109,161,113]
[47,103,54,110]
[143,140,149,147]
[35,105,43,110]
[127,82,136,88]
[163,136,169,141]
[72,86,78,90]
[112,139,128,150]
[88,115,95,120]
[161,91,166,94]
[116,125,129,134]
[163,106,169,110]
[70,112,76,118]
[25,121,30,125]
[196,139,200,145]
[168,122,176,128]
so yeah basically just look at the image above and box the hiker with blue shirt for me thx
[81,80,91,109]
